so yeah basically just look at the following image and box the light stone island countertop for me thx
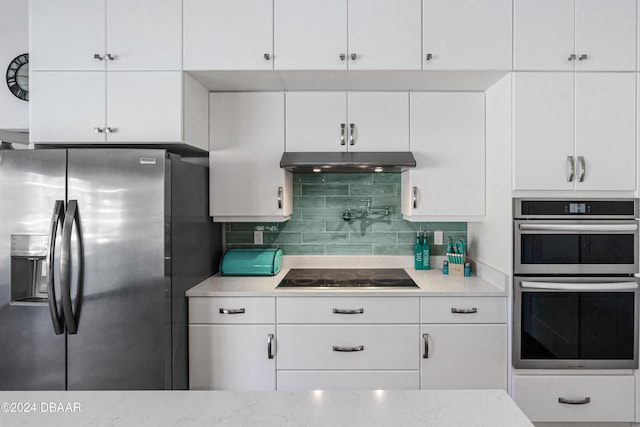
[0,389,533,427]
[186,256,508,297]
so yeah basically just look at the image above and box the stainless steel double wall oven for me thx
[513,199,639,369]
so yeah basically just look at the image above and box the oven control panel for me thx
[514,199,638,219]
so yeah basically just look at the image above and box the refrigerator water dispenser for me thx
[10,235,49,305]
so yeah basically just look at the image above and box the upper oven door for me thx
[514,219,639,275]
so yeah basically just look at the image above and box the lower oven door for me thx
[513,276,639,369]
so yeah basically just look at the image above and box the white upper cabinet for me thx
[514,0,636,71]
[30,71,187,144]
[274,0,347,70]
[274,0,421,70]
[513,72,636,191]
[210,92,293,222]
[347,0,422,71]
[422,0,512,70]
[402,92,485,220]
[183,0,274,70]
[285,92,409,152]
[30,0,182,71]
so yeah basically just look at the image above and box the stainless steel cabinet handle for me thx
[568,54,577,61]
[94,127,104,133]
[349,123,355,145]
[267,333,275,359]
[61,200,82,335]
[350,53,357,60]
[47,200,65,335]
[423,333,429,358]
[105,53,115,61]
[412,187,418,209]
[340,123,346,145]
[277,187,283,209]
[578,54,588,61]
[105,127,115,134]
[93,53,104,61]
[577,156,585,182]
[559,397,591,405]
[451,307,478,314]
[567,155,575,182]
[333,308,364,314]
[219,308,245,314]
[333,345,364,352]
[339,53,346,61]
[264,53,271,60]
[425,53,433,61]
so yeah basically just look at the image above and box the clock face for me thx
[6,53,29,101]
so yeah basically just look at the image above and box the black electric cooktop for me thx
[276,268,419,289]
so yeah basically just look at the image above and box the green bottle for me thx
[422,231,431,270]
[414,231,423,270]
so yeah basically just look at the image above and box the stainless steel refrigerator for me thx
[0,148,221,390]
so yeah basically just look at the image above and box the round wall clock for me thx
[6,53,29,101]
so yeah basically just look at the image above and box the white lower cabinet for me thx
[512,375,635,423]
[420,324,507,390]
[188,297,276,390]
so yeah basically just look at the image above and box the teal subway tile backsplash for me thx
[224,173,468,256]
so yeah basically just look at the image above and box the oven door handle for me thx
[518,223,638,232]
[521,281,639,291]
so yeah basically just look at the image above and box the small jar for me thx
[442,260,448,275]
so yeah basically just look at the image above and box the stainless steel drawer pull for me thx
[558,397,591,405]
[219,308,245,314]
[578,54,588,61]
[333,345,364,352]
[422,333,429,359]
[451,307,477,314]
[94,127,104,133]
[333,308,364,314]
[267,333,275,359]
[568,53,577,61]
[577,156,585,182]
[105,53,115,61]
[93,53,104,61]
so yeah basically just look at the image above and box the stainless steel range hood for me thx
[280,151,416,173]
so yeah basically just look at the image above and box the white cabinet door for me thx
[106,0,182,71]
[347,92,410,152]
[107,72,182,143]
[402,92,484,219]
[420,324,507,390]
[29,72,106,143]
[189,325,276,390]
[210,92,292,222]
[348,0,421,70]
[512,73,575,191]
[575,0,636,71]
[574,73,636,191]
[422,0,512,70]
[30,0,105,71]
[285,92,348,152]
[274,0,347,70]
[513,0,575,71]
[184,0,273,70]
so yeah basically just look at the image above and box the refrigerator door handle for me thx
[61,200,82,335]
[47,200,65,335]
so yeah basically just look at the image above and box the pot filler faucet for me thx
[342,199,390,221]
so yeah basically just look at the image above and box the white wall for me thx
[468,73,512,275]
[0,0,29,130]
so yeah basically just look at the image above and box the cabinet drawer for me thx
[512,375,635,422]
[277,325,419,370]
[277,370,419,391]
[421,297,506,323]
[189,297,275,324]
[277,297,419,324]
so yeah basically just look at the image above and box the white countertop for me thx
[186,267,506,297]
[0,389,532,427]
